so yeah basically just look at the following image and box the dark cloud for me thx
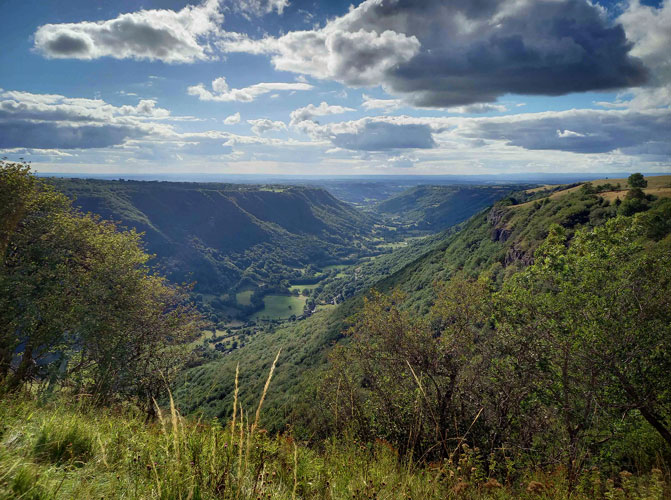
[352,0,648,106]
[461,108,671,153]
[332,121,436,151]
[42,32,92,56]
[0,121,145,149]
[226,0,648,107]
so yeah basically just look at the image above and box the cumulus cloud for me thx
[387,154,418,168]
[247,118,287,135]
[619,0,671,84]
[457,108,671,154]
[0,90,169,149]
[221,0,647,107]
[289,101,354,125]
[233,0,289,16]
[327,119,436,151]
[188,76,313,102]
[34,0,222,63]
[223,111,241,124]
[613,0,671,109]
[0,91,172,122]
[218,22,420,87]
[361,94,402,111]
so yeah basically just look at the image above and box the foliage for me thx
[174,181,670,440]
[0,161,204,408]
[497,218,671,454]
[628,173,648,189]
[1,388,669,499]
[323,277,492,458]
[323,211,671,490]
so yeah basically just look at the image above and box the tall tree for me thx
[496,218,671,474]
[628,173,648,189]
[0,161,204,408]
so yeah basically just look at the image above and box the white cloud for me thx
[0,90,170,149]
[188,76,313,102]
[218,24,420,87]
[34,0,222,63]
[247,118,287,135]
[289,101,354,126]
[233,0,289,16]
[613,0,671,109]
[557,129,586,138]
[361,94,506,114]
[447,103,508,114]
[361,94,402,111]
[223,112,241,124]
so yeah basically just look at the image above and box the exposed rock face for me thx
[486,205,535,266]
[505,245,534,267]
[491,227,510,242]
[487,206,512,242]
[487,206,508,227]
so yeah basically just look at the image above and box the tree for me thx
[628,173,648,188]
[0,161,205,409]
[324,276,492,458]
[495,218,671,487]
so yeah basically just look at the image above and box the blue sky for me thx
[0,0,669,176]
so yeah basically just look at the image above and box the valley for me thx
[50,177,532,326]
[4,163,671,499]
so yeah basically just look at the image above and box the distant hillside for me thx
[375,184,529,230]
[47,179,376,299]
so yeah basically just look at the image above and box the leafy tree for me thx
[324,276,491,458]
[495,218,671,486]
[0,161,205,409]
[628,173,648,188]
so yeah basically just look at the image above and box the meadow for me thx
[251,295,307,320]
[1,374,668,500]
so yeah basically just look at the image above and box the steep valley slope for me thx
[48,179,376,298]
[174,176,671,433]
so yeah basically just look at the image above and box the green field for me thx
[322,264,348,272]
[251,294,307,320]
[377,241,409,250]
[235,290,254,306]
[289,283,320,292]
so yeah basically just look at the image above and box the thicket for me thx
[0,161,204,410]
[322,215,671,493]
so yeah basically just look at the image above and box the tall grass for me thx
[0,356,669,499]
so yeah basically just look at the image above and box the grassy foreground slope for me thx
[2,393,668,500]
[175,176,671,430]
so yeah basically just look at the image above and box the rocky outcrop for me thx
[491,227,511,242]
[504,245,534,267]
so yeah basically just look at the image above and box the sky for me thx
[0,0,669,176]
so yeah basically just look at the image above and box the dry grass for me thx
[514,175,671,209]
[1,356,669,499]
